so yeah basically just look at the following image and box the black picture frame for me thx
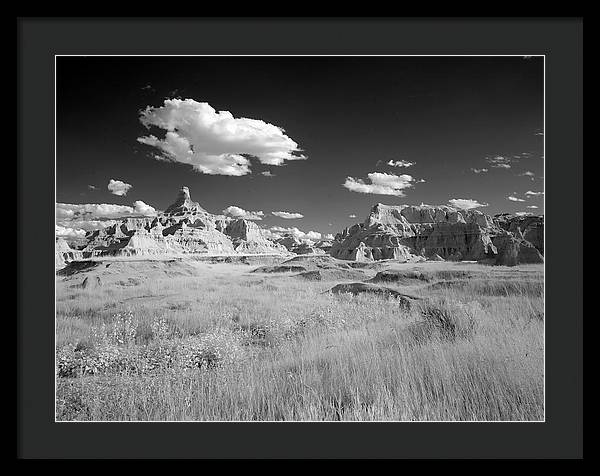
[17,17,583,459]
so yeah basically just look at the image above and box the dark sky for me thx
[56,56,544,236]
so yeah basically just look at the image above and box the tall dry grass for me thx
[55,263,544,421]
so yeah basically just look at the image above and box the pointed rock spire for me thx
[164,186,207,215]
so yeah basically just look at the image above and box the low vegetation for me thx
[55,260,544,421]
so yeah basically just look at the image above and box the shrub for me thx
[413,298,481,342]
[150,315,170,341]
[56,343,132,377]
[178,329,245,370]
[89,312,137,347]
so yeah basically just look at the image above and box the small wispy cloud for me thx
[471,168,488,174]
[485,156,514,169]
[527,205,539,209]
[272,211,304,219]
[349,214,357,218]
[222,205,265,221]
[107,179,132,196]
[448,198,488,210]
[520,171,536,180]
[525,190,544,196]
[261,171,276,177]
[87,185,97,190]
[387,160,415,168]
[508,195,526,202]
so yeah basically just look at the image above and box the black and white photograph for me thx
[17,17,583,459]
[54,55,545,422]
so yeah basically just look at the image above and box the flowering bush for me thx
[56,343,132,377]
[137,343,176,372]
[150,315,170,341]
[57,319,247,378]
[89,311,137,347]
[178,329,245,370]
[56,344,83,378]
[109,311,137,346]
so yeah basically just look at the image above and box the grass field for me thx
[55,257,544,421]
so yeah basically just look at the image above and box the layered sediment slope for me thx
[55,238,83,269]
[329,203,544,266]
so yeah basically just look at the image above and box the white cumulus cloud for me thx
[133,200,157,216]
[56,201,157,221]
[56,201,157,233]
[272,211,304,219]
[349,214,357,218]
[267,226,321,242]
[55,225,87,239]
[222,205,265,221]
[107,179,133,196]
[137,99,306,176]
[448,198,489,210]
[62,219,119,232]
[343,172,417,196]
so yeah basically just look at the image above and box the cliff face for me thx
[55,186,288,268]
[329,203,543,266]
[493,214,544,254]
[225,219,288,254]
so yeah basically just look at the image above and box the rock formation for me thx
[55,238,83,269]
[163,186,207,215]
[329,203,543,266]
[328,282,421,308]
[493,213,544,254]
[225,219,288,254]
[56,186,289,268]
[56,190,545,269]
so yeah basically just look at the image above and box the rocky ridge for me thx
[329,203,543,266]
[56,186,289,268]
[56,190,544,269]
